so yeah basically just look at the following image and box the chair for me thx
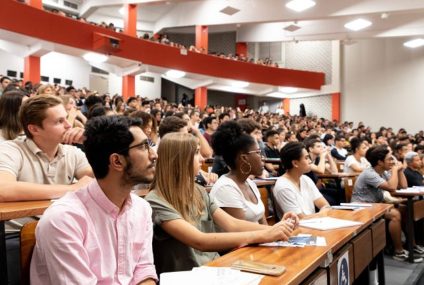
[343,176,357,202]
[259,186,277,225]
[20,221,38,285]
[336,161,345,172]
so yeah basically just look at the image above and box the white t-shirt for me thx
[210,175,265,223]
[273,175,323,218]
[344,155,370,174]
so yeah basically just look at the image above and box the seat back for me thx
[20,221,38,285]
[343,177,357,203]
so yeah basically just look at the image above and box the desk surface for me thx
[0,200,51,221]
[393,191,424,197]
[207,203,392,285]
[318,173,359,179]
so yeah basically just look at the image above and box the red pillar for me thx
[24,56,40,84]
[195,25,208,109]
[122,4,137,99]
[332,93,341,122]
[236,42,247,57]
[283,98,290,115]
[28,0,42,9]
[195,87,208,110]
[122,75,135,99]
[24,0,42,84]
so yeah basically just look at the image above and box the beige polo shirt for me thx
[0,139,90,185]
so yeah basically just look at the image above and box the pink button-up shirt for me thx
[30,180,157,284]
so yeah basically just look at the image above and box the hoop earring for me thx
[240,162,252,175]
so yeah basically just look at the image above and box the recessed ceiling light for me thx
[279,87,298,93]
[82,52,108,63]
[286,0,316,12]
[231,81,249,88]
[165,70,186,78]
[403,38,424,48]
[220,6,240,16]
[344,18,372,31]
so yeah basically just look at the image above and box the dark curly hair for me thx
[84,115,142,179]
[211,121,256,169]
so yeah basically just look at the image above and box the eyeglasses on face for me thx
[246,149,262,155]
[117,140,150,154]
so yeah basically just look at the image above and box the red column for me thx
[195,87,208,110]
[331,93,341,122]
[195,25,208,109]
[24,0,42,84]
[283,98,290,115]
[28,0,42,9]
[122,4,137,99]
[195,25,208,54]
[236,42,247,57]
[24,56,40,84]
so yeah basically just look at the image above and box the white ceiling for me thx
[76,0,424,42]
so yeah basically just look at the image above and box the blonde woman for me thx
[145,132,298,275]
[36,84,55,96]
[60,95,87,128]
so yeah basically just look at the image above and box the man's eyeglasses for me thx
[117,140,150,154]
[247,149,262,155]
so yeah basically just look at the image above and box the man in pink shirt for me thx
[30,116,158,284]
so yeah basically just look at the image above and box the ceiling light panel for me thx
[286,0,316,12]
[403,38,424,48]
[344,18,372,31]
[82,52,108,63]
[165,70,186,78]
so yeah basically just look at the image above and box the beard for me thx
[121,159,155,186]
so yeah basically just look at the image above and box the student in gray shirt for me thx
[352,145,423,262]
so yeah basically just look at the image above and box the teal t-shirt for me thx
[145,185,220,275]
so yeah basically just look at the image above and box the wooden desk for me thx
[253,179,277,187]
[393,191,424,263]
[0,200,52,285]
[208,204,392,285]
[0,190,149,285]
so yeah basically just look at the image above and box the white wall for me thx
[41,52,91,88]
[108,72,162,99]
[0,50,23,77]
[342,38,424,133]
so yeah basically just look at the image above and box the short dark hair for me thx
[218,112,230,121]
[158,116,187,138]
[127,96,137,105]
[238,118,261,134]
[84,95,103,110]
[264,129,279,141]
[304,138,320,152]
[366,145,390,167]
[211,121,256,169]
[84,116,142,179]
[203,116,216,129]
[350,137,366,153]
[323,134,334,145]
[335,134,345,142]
[0,76,11,84]
[280,142,305,170]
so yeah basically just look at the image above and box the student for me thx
[273,142,330,219]
[202,116,218,146]
[330,135,348,161]
[210,121,266,224]
[0,95,93,202]
[31,116,158,284]
[0,90,27,142]
[351,145,423,262]
[145,132,298,275]
[403,151,424,187]
[263,129,283,176]
[343,137,370,174]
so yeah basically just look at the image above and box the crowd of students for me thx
[1,78,424,283]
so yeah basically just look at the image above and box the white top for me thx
[210,175,265,223]
[273,175,323,218]
[344,155,370,174]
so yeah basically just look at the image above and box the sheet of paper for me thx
[299,217,363,231]
[259,234,327,247]
[160,267,263,285]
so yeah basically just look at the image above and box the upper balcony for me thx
[0,0,325,92]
